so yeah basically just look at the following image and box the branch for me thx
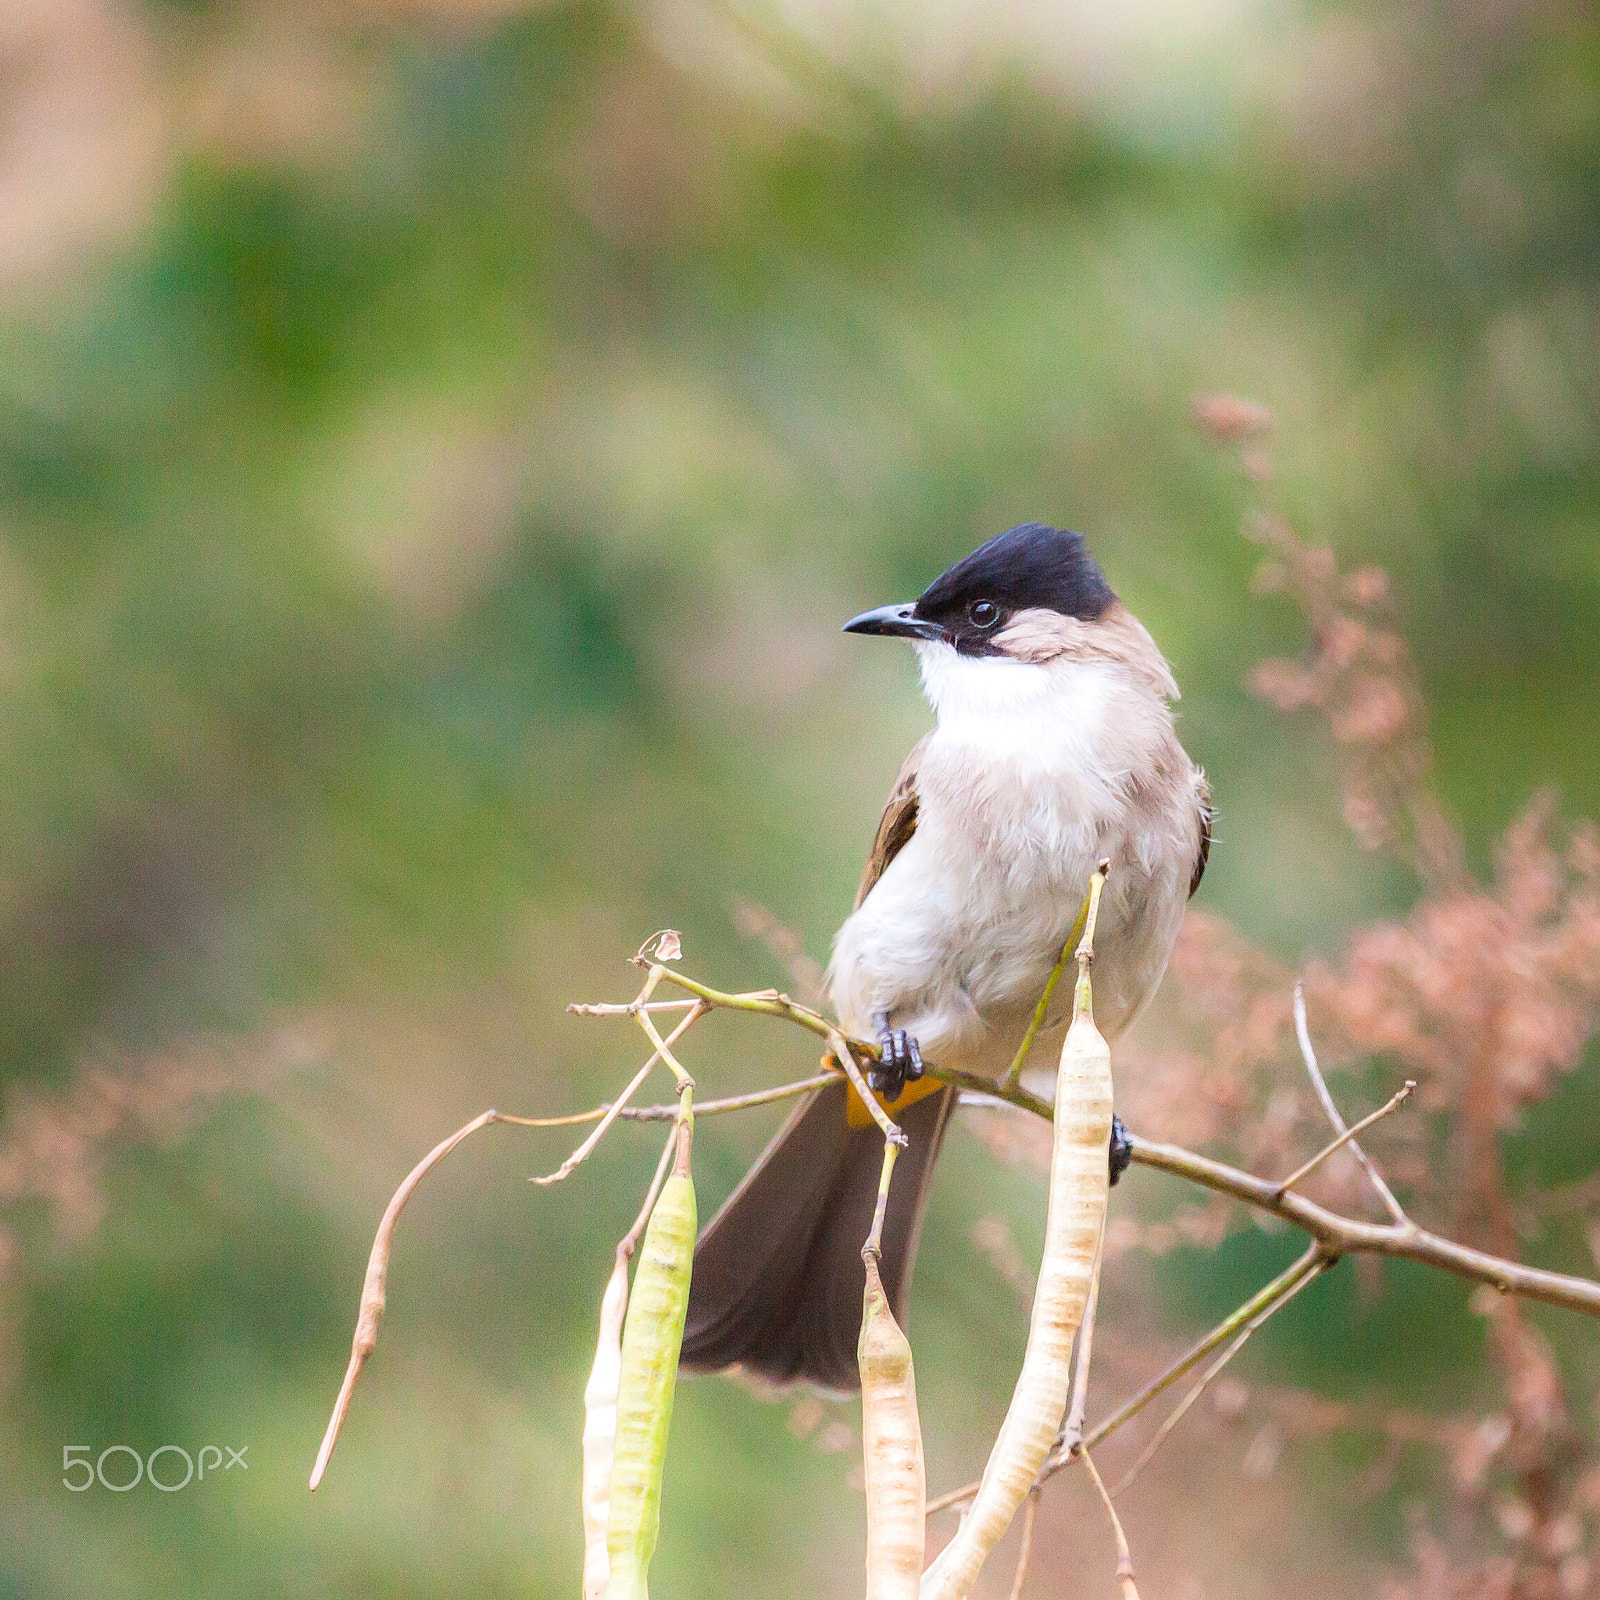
[578,959,1600,1321]
[923,1246,1326,1519]
[614,967,853,1048]
[1105,1251,1331,1498]
[1273,1079,1415,1200]
[1000,942,1070,1093]
[311,1108,504,1489]
[1124,1132,1600,1318]
[615,1071,841,1121]
[1004,1489,1041,1600]
[1080,1245,1323,1458]
[1081,1450,1141,1600]
[536,977,706,1185]
[1293,981,1409,1224]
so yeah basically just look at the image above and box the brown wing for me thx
[854,733,931,910]
[1190,772,1213,898]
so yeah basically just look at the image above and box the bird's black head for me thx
[843,524,1116,655]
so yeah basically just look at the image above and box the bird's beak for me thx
[842,602,948,643]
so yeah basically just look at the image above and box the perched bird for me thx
[681,524,1210,1392]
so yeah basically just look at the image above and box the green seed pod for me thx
[603,1140,696,1600]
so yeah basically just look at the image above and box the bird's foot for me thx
[868,1026,924,1100]
[1109,1113,1132,1187]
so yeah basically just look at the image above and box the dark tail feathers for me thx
[680,1079,956,1393]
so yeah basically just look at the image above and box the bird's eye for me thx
[967,599,1000,629]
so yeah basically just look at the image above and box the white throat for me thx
[915,641,1115,770]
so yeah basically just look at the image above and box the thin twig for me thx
[1001,938,1074,1092]
[925,1246,1323,1517]
[922,1484,977,1519]
[621,1128,679,1259]
[1078,861,1110,966]
[864,1137,903,1261]
[1294,981,1409,1224]
[1005,1488,1041,1600]
[311,1109,500,1489]
[1274,1080,1416,1199]
[649,968,850,1046]
[1080,1245,1324,1456]
[927,1101,1600,1519]
[828,1030,906,1147]
[498,1069,844,1133]
[1081,1450,1142,1600]
[616,1071,841,1121]
[533,999,706,1186]
[568,999,702,1016]
[1123,1131,1600,1318]
[635,991,699,1090]
[943,1067,1052,1119]
[311,1089,696,1493]
[1107,1253,1332,1498]
[494,1107,610,1128]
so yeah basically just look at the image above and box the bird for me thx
[680,523,1210,1392]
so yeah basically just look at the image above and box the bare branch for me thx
[1274,1079,1415,1199]
[1107,1253,1331,1498]
[1080,1246,1321,1454]
[1001,939,1072,1092]
[1294,980,1409,1223]
[649,968,849,1044]
[1081,1449,1141,1600]
[568,999,702,1017]
[621,1128,679,1259]
[634,996,700,1091]
[926,1247,1324,1518]
[573,959,1600,1320]
[863,1136,902,1264]
[582,953,1600,1318]
[1124,1132,1600,1318]
[615,1071,841,1121]
[533,998,706,1186]
[311,1109,500,1489]
[1005,1488,1041,1600]
[494,1106,611,1128]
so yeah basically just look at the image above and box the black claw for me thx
[869,1026,923,1100]
[1108,1113,1132,1187]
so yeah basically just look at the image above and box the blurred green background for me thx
[1,1,1596,1596]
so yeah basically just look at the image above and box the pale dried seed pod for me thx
[920,880,1113,1600]
[859,1250,926,1600]
[582,1248,630,1600]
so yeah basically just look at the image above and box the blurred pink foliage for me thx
[1111,397,1600,1600]
[0,1023,320,1273]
